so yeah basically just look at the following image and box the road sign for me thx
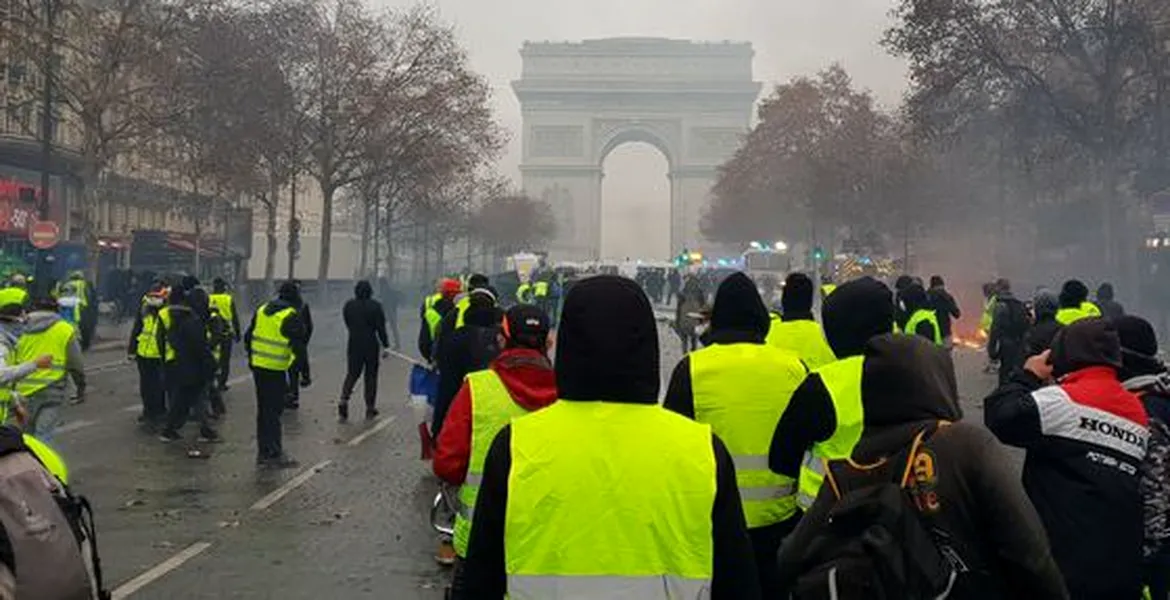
[28,220,59,250]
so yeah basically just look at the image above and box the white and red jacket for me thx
[986,366,1148,598]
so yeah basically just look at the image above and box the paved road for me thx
[47,315,1004,599]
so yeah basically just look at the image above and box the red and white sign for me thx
[28,220,59,249]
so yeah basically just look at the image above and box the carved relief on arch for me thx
[592,118,682,164]
[540,184,575,238]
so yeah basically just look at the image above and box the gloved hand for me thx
[300,374,312,388]
[381,348,390,359]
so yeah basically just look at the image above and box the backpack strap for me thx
[824,420,952,500]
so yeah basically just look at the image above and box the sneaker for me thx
[285,401,300,410]
[197,430,222,443]
[338,403,349,423]
[365,406,379,421]
[159,430,182,443]
[435,540,457,567]
[258,454,300,469]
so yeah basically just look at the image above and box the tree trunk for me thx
[263,191,277,289]
[317,183,334,302]
[359,196,370,277]
[422,223,431,281]
[78,156,102,287]
[436,235,445,277]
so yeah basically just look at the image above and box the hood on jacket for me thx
[852,334,962,458]
[1033,291,1059,321]
[822,277,894,359]
[1097,282,1115,301]
[900,283,929,312]
[555,275,659,404]
[1059,279,1090,309]
[781,272,814,319]
[1116,315,1166,379]
[23,310,62,334]
[278,281,301,305]
[493,347,557,410]
[354,280,373,300]
[263,298,296,316]
[709,272,769,340]
[1050,317,1123,378]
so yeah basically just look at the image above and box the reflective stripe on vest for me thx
[454,297,471,329]
[137,311,163,359]
[250,305,296,371]
[766,315,837,370]
[980,296,996,332]
[209,294,235,330]
[533,281,549,298]
[690,343,804,528]
[517,284,531,303]
[13,320,73,397]
[453,370,532,557]
[505,402,716,598]
[797,355,865,510]
[904,309,943,345]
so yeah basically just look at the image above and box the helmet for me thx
[439,278,462,297]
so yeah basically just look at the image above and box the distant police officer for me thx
[128,283,169,426]
[665,273,807,595]
[246,282,309,468]
[208,277,241,390]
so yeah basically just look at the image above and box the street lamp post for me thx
[35,0,57,297]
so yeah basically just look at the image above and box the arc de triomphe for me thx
[513,38,761,261]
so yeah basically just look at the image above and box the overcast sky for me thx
[377,0,909,258]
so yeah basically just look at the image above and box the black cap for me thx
[504,304,551,349]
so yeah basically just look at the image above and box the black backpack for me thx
[790,424,958,600]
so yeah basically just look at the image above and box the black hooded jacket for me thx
[163,303,215,387]
[768,277,896,478]
[985,318,1147,597]
[778,335,1068,600]
[454,276,760,600]
[343,281,389,354]
[663,272,774,418]
[244,297,310,376]
[432,299,503,438]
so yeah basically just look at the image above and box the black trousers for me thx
[254,368,288,459]
[164,382,211,434]
[341,350,380,408]
[217,339,232,388]
[137,358,167,420]
[750,516,799,598]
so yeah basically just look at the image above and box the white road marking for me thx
[111,541,212,599]
[346,416,398,447]
[56,419,97,434]
[121,404,140,413]
[249,460,332,511]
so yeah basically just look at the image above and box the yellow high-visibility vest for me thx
[158,307,177,362]
[505,401,716,598]
[209,293,235,332]
[12,319,73,398]
[690,342,805,528]
[766,315,837,369]
[249,304,296,371]
[797,355,865,510]
[452,370,533,557]
[904,309,943,345]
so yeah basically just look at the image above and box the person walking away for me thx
[430,274,490,364]
[532,276,551,316]
[902,283,944,345]
[246,282,309,468]
[1115,316,1170,599]
[339,280,390,422]
[675,276,706,354]
[1096,282,1125,320]
[453,275,761,599]
[927,275,961,348]
[205,305,231,419]
[766,272,837,369]
[667,268,682,306]
[894,275,916,332]
[208,278,240,390]
[157,286,219,445]
[432,288,503,440]
[1055,279,1101,325]
[284,280,313,410]
[1025,291,1063,357]
[777,334,1069,600]
[419,278,461,361]
[985,318,1147,599]
[988,279,1032,385]
[127,285,168,427]
[0,291,51,428]
[664,272,807,596]
[769,277,896,512]
[55,272,94,350]
[434,304,557,568]
[13,298,85,439]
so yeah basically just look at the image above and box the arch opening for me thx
[600,140,671,261]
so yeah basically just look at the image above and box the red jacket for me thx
[433,348,557,485]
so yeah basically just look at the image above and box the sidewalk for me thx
[90,320,132,352]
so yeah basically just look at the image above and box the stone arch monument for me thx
[513,37,761,261]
